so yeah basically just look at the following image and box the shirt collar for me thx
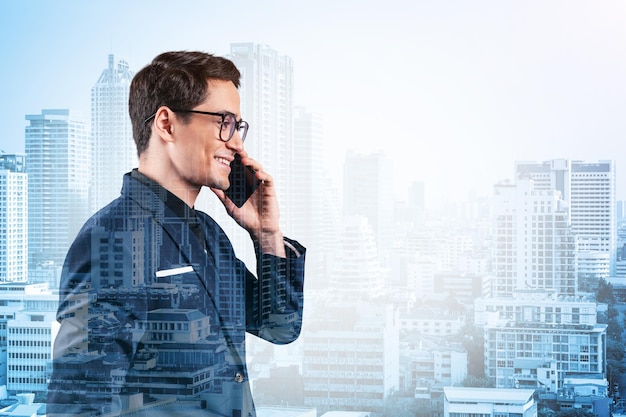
[130,169,199,225]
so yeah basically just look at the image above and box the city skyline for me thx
[0,3,625,415]
[1,1,625,206]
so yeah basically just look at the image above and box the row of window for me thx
[8,327,50,334]
[8,353,49,359]
[8,377,46,385]
[8,365,46,372]
[8,340,50,347]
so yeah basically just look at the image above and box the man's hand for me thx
[211,154,286,257]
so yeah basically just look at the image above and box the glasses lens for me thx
[220,114,237,141]
[238,121,249,142]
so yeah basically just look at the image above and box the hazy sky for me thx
[2,0,625,205]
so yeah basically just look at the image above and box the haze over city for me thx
[1,2,626,416]
[1,0,625,206]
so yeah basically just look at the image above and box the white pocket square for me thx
[155,265,194,278]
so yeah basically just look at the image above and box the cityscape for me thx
[0,39,625,417]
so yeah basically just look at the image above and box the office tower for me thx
[291,106,324,241]
[229,43,294,227]
[291,106,341,284]
[25,109,90,267]
[515,159,616,278]
[0,154,28,282]
[91,54,135,212]
[492,178,576,297]
[343,151,394,265]
[408,181,426,226]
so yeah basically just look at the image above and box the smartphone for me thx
[225,154,261,208]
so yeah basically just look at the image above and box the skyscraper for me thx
[229,43,294,226]
[291,107,341,284]
[515,159,616,278]
[291,106,324,241]
[25,109,90,267]
[343,151,394,265]
[91,54,135,212]
[492,178,576,297]
[0,154,28,282]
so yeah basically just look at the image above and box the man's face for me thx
[169,79,244,191]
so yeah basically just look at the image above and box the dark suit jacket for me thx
[48,172,305,417]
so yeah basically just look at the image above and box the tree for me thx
[538,407,557,417]
[596,278,616,304]
[462,374,494,388]
[452,323,485,378]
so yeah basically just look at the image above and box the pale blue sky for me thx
[2,0,625,204]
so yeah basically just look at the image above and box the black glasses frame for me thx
[143,109,249,142]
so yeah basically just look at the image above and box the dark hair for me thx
[129,51,241,156]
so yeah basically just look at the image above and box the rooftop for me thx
[444,387,535,403]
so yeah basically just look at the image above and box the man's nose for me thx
[227,132,245,153]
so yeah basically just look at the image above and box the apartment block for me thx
[0,155,27,283]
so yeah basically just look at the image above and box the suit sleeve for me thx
[245,237,306,344]
[47,223,147,416]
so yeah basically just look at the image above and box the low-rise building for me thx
[443,387,536,417]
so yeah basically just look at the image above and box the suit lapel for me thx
[123,174,219,308]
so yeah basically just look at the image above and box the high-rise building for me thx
[91,54,135,212]
[291,106,325,241]
[515,159,616,277]
[408,181,426,226]
[0,154,28,282]
[343,151,394,265]
[492,178,577,297]
[25,109,90,267]
[291,107,341,284]
[229,43,294,226]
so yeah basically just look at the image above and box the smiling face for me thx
[168,79,244,192]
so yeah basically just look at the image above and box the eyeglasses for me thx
[144,109,249,142]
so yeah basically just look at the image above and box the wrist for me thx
[253,230,286,257]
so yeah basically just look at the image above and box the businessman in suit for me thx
[47,51,305,417]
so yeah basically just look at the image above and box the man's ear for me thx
[153,106,175,141]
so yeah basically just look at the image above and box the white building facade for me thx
[90,54,135,212]
[515,159,616,278]
[0,283,58,396]
[443,387,537,417]
[25,109,90,267]
[302,303,399,412]
[484,321,606,389]
[492,178,577,297]
[0,155,27,283]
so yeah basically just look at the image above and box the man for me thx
[47,51,305,417]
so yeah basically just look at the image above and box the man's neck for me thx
[137,165,200,208]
